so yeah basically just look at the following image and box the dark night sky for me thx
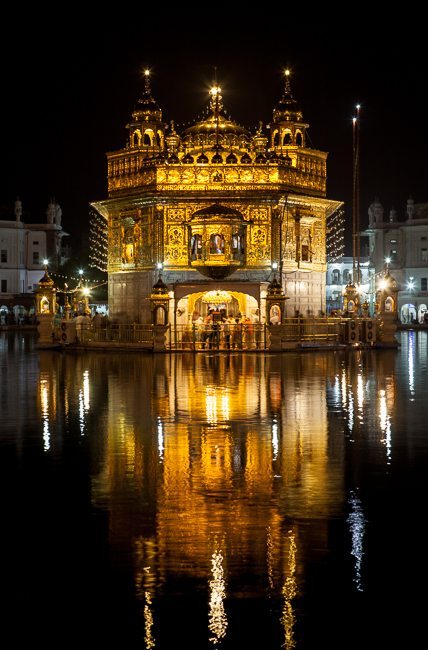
[1,20,426,254]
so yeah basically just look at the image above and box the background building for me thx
[92,71,342,325]
[326,256,372,314]
[0,199,68,322]
[364,197,428,323]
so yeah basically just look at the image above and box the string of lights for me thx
[327,207,345,262]
[89,209,108,272]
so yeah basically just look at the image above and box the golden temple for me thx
[92,69,342,324]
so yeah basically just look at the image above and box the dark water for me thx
[1,331,427,648]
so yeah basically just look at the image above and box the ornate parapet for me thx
[107,160,326,197]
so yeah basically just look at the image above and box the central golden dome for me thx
[182,85,251,149]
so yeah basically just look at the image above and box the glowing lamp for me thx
[144,69,150,77]
[385,257,391,264]
[272,262,278,270]
[43,258,49,266]
[78,269,84,276]
[407,281,415,291]
[379,280,387,290]
[82,288,90,296]
[156,262,163,270]
[285,69,290,76]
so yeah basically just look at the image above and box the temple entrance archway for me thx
[170,281,267,351]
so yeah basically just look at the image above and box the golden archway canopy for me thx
[201,290,233,305]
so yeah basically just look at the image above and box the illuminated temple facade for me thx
[92,71,342,323]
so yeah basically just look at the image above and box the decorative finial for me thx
[209,85,223,114]
[284,68,292,94]
[144,68,151,93]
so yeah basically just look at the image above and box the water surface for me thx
[1,331,427,648]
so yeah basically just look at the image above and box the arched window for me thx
[343,270,351,284]
[154,306,166,325]
[283,132,292,145]
[143,132,152,146]
[332,269,341,284]
[190,234,202,260]
[296,132,303,146]
[273,132,279,147]
[210,233,225,254]
[301,244,310,262]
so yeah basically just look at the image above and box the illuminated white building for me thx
[326,256,372,314]
[0,199,68,321]
[365,197,428,323]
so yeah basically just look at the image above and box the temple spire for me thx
[284,68,292,95]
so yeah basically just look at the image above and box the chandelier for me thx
[201,290,232,305]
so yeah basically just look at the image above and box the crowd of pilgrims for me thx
[182,309,264,349]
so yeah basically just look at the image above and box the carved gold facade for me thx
[92,71,342,322]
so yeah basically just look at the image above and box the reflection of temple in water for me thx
[84,354,346,641]
[22,343,406,644]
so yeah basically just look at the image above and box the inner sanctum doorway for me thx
[170,282,267,351]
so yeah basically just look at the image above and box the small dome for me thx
[197,152,209,164]
[38,271,54,287]
[226,152,238,164]
[152,275,168,294]
[182,152,194,164]
[211,150,223,164]
[267,277,284,296]
[167,152,180,164]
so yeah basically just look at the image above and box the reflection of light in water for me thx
[209,549,228,644]
[341,369,347,408]
[206,387,230,424]
[267,526,274,591]
[408,331,415,395]
[357,372,364,416]
[157,417,164,461]
[82,370,90,410]
[379,389,392,464]
[347,489,366,592]
[333,375,340,405]
[347,393,354,432]
[144,591,156,649]
[281,532,297,649]
[272,420,279,461]
[40,379,50,451]
[78,370,90,435]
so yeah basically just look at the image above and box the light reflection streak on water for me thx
[206,387,230,424]
[78,370,90,435]
[157,418,164,461]
[357,372,364,417]
[347,489,366,592]
[379,389,392,464]
[408,331,415,395]
[267,526,274,591]
[40,378,50,451]
[144,591,156,649]
[272,420,279,462]
[281,532,297,649]
[341,369,347,408]
[333,375,340,405]
[347,393,354,433]
[209,548,228,645]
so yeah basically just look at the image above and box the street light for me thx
[407,277,415,291]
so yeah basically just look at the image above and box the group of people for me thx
[184,309,262,350]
